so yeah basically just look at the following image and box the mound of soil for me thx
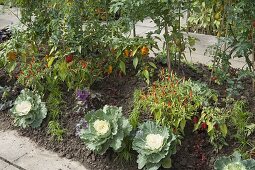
[0,62,255,170]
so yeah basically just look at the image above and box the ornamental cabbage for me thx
[132,121,177,170]
[214,152,255,170]
[10,89,47,128]
[79,105,132,155]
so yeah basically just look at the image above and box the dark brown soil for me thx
[0,27,11,43]
[1,62,255,170]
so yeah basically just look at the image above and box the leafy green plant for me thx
[205,0,255,86]
[230,100,255,149]
[106,36,158,84]
[10,89,47,128]
[0,86,13,111]
[48,120,65,142]
[188,0,224,35]
[132,121,177,170]
[214,152,255,170]
[79,105,132,155]
[194,106,229,149]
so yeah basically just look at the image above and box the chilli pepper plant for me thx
[107,36,158,84]
[130,69,249,149]
[194,106,230,149]
[131,70,218,134]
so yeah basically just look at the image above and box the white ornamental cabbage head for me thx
[93,119,110,135]
[10,89,47,128]
[132,121,177,170]
[145,134,164,150]
[214,152,255,170]
[80,105,132,155]
[223,162,246,170]
[15,101,32,116]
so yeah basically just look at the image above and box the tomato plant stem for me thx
[252,27,255,92]
[165,24,171,73]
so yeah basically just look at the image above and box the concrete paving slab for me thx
[0,130,87,170]
[14,149,86,170]
[0,131,32,162]
[0,160,9,169]
[136,19,157,28]
[0,6,20,29]
[1,165,19,170]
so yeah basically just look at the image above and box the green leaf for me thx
[78,45,82,53]
[133,57,139,69]
[180,119,186,133]
[49,46,57,55]
[132,46,141,56]
[119,61,126,75]
[137,154,147,169]
[58,62,68,81]
[219,124,228,137]
[143,70,150,84]
[207,121,213,133]
[48,57,55,67]
[162,158,172,168]
[148,62,157,69]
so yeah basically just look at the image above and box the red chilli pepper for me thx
[65,54,73,63]
[193,117,198,124]
[201,122,207,129]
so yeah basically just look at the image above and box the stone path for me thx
[0,130,87,170]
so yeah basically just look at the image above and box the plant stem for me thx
[178,3,181,70]
[133,20,136,37]
[165,23,171,73]
[252,27,255,92]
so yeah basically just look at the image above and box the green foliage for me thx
[46,82,63,120]
[204,0,255,81]
[230,100,255,148]
[48,120,65,142]
[80,105,132,155]
[214,152,255,170]
[132,121,177,170]
[10,89,47,128]
[106,35,158,84]
[188,0,224,35]
[111,0,196,72]
[0,86,13,111]
[129,89,143,128]
[117,137,135,162]
[130,70,253,149]
[45,81,65,140]
[194,106,229,149]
